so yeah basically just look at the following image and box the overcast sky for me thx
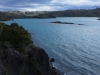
[0,0,100,11]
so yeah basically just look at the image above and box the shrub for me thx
[0,22,32,52]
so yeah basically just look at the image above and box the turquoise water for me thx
[5,17,100,75]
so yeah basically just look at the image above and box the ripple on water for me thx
[51,42,100,75]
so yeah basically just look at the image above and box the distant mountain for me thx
[0,11,26,21]
[0,8,100,21]
[0,11,55,21]
[49,8,100,17]
[33,14,56,18]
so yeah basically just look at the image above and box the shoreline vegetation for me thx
[0,22,62,75]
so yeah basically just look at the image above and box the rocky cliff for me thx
[0,22,58,75]
[0,42,57,75]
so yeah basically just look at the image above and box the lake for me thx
[5,17,100,75]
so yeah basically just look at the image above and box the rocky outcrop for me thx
[0,43,57,75]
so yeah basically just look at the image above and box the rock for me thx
[78,24,84,25]
[0,44,57,75]
[51,21,62,23]
[50,58,55,62]
[52,67,56,69]
[65,22,74,24]
[51,67,63,75]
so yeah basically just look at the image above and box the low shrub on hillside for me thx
[0,22,32,52]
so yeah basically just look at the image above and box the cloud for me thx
[17,4,62,11]
[0,0,100,11]
[0,0,14,4]
[0,1,65,11]
[51,0,100,6]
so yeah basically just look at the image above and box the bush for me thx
[0,22,32,52]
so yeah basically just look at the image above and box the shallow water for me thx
[5,17,100,75]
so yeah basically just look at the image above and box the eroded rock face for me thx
[0,44,56,75]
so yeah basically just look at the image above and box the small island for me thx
[50,21,74,24]
[50,21,84,25]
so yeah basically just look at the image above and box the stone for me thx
[50,58,55,62]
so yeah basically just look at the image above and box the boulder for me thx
[50,58,55,62]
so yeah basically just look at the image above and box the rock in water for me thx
[50,58,55,62]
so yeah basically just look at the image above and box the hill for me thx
[49,8,100,17]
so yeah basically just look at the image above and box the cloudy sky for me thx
[0,0,100,11]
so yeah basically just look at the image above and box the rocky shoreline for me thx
[50,58,65,75]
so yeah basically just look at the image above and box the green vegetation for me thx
[0,22,32,52]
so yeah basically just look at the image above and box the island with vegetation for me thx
[0,22,60,75]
